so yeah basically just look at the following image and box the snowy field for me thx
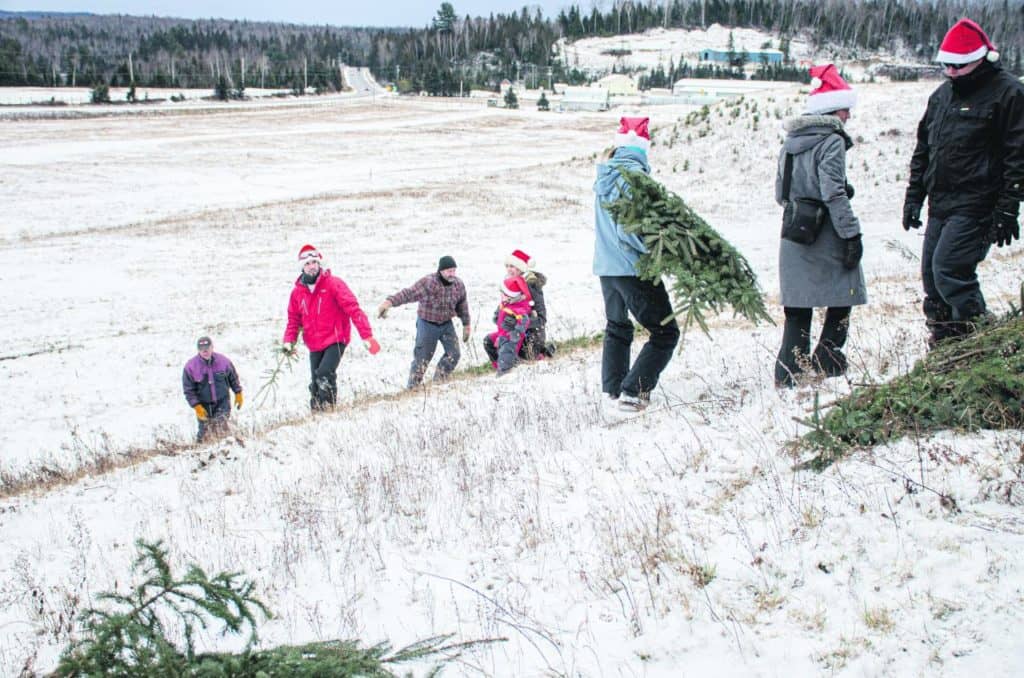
[2,80,1024,676]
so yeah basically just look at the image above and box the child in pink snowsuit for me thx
[487,259,533,375]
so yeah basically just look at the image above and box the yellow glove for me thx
[234,392,244,410]
[193,404,208,421]
[377,300,392,319]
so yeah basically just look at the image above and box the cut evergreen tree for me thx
[800,293,1024,470]
[56,539,501,676]
[604,168,772,338]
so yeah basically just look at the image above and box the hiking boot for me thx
[618,394,649,412]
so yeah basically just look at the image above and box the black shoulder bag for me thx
[780,152,827,245]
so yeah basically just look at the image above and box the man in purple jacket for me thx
[377,255,471,389]
[182,335,243,442]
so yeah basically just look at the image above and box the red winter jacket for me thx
[283,269,373,352]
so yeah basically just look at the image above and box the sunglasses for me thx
[940,62,970,71]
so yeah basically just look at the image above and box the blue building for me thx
[699,48,783,65]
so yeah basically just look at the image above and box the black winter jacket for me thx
[906,62,1024,217]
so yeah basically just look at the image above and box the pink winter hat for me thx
[804,64,856,115]
[614,116,650,151]
[936,18,999,65]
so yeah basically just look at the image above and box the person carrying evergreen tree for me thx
[773,64,866,388]
[282,244,380,411]
[594,117,680,411]
[182,335,243,442]
[902,18,1023,346]
[376,255,471,389]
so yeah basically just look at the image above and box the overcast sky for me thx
[0,1,580,27]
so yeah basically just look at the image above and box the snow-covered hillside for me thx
[556,24,920,81]
[1,81,1023,676]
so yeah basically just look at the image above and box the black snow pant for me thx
[921,213,991,343]
[196,396,231,443]
[519,321,552,360]
[309,341,346,410]
[409,318,460,388]
[774,306,851,388]
[600,276,680,399]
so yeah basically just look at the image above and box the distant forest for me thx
[0,0,1020,95]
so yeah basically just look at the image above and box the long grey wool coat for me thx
[774,115,867,308]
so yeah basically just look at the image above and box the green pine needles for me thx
[56,539,500,677]
[604,168,772,338]
[801,300,1024,470]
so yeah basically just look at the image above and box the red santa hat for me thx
[614,116,650,151]
[505,248,534,273]
[297,244,322,264]
[936,18,999,65]
[804,64,856,115]
[500,279,525,300]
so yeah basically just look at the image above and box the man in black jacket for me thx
[903,18,1024,345]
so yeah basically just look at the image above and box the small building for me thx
[552,82,569,94]
[499,79,512,94]
[560,86,609,112]
[699,48,783,65]
[596,73,638,96]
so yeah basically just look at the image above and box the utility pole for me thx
[128,52,134,83]
[170,57,175,85]
[241,56,245,88]
[303,57,308,92]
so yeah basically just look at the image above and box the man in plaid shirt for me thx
[377,255,471,388]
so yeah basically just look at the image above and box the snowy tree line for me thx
[0,0,1019,94]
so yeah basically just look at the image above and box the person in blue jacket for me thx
[594,117,680,412]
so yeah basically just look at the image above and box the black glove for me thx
[902,201,922,231]
[844,182,855,200]
[842,234,863,269]
[989,203,1020,248]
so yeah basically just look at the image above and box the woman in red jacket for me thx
[282,244,380,410]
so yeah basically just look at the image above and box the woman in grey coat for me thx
[774,64,867,387]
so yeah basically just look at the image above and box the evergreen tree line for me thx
[0,0,1019,95]
[558,0,1022,71]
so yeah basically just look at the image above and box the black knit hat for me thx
[196,336,213,349]
[438,255,457,271]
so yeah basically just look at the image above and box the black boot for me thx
[923,296,955,349]
[775,307,812,388]
[812,307,851,377]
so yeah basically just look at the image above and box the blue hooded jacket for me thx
[593,147,651,276]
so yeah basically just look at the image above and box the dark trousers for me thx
[774,306,851,387]
[600,276,680,398]
[520,322,550,360]
[409,318,460,388]
[196,396,231,442]
[921,213,991,341]
[309,342,346,410]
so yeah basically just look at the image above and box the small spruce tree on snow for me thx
[537,91,549,111]
[215,76,230,101]
[504,87,518,109]
[90,84,110,104]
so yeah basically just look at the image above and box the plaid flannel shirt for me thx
[387,273,470,326]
